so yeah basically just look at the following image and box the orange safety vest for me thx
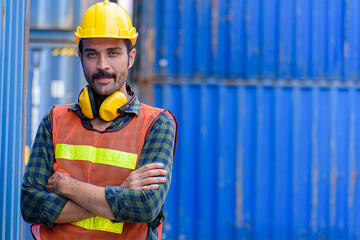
[31,103,176,240]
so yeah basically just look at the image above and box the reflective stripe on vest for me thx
[55,143,138,170]
[71,216,123,234]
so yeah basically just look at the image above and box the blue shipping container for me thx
[151,81,360,239]
[21,0,360,239]
[136,0,360,239]
[0,0,27,239]
[30,0,98,30]
[138,0,360,81]
[26,44,86,146]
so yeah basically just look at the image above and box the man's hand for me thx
[48,162,167,194]
[48,170,115,220]
[121,163,167,190]
[47,163,167,223]
[46,163,167,221]
[47,170,73,195]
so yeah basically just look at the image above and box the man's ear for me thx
[78,51,84,66]
[128,48,136,69]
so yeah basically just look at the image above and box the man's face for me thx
[79,38,136,96]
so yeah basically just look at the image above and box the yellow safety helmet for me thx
[74,0,138,46]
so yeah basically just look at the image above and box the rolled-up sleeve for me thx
[105,112,176,223]
[21,111,68,228]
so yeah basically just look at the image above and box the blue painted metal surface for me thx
[29,29,76,44]
[20,0,360,239]
[25,45,86,147]
[137,0,360,239]
[139,0,360,81]
[150,81,360,240]
[0,0,27,239]
[30,0,98,30]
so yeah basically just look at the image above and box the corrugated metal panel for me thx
[26,45,86,146]
[29,0,98,30]
[137,1,360,237]
[0,0,27,239]
[139,0,360,80]
[20,0,360,239]
[150,81,360,239]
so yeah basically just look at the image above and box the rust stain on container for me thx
[145,28,155,74]
[351,171,357,186]
[236,146,244,228]
[331,169,338,187]
[311,169,319,205]
[2,5,5,23]
[211,0,218,56]
[139,28,155,105]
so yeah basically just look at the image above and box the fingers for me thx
[46,170,72,194]
[141,185,160,191]
[122,163,168,190]
[141,177,166,186]
[142,169,167,178]
[137,163,164,173]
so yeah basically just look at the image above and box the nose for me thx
[97,54,110,71]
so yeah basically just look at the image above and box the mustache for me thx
[91,70,116,82]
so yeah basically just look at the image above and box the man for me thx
[21,1,177,239]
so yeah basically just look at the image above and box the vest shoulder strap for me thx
[51,103,74,120]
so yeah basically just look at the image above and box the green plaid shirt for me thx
[21,91,176,239]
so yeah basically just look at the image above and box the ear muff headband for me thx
[99,91,127,122]
[78,87,129,121]
[78,87,98,119]
[87,87,98,118]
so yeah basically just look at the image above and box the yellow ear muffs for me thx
[99,91,127,122]
[78,87,98,119]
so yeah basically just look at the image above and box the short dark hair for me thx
[78,39,133,56]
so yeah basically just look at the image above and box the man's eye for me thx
[109,51,119,55]
[87,52,96,57]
